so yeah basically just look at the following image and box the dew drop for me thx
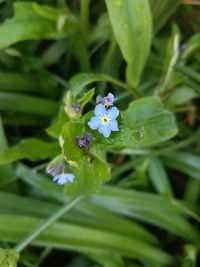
[131,127,145,142]
[117,139,123,145]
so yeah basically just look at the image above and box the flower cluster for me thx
[88,93,119,138]
[96,92,117,106]
[75,132,92,151]
[46,156,75,186]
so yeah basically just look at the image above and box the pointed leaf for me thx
[105,0,152,87]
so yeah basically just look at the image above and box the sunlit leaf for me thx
[0,2,78,49]
[105,0,152,88]
[0,249,19,267]
[0,138,59,164]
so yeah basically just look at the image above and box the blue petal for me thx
[57,176,67,185]
[88,116,101,130]
[109,119,119,131]
[94,104,106,117]
[57,177,67,185]
[53,174,61,182]
[107,106,119,119]
[107,93,114,101]
[67,173,75,183]
[98,125,111,138]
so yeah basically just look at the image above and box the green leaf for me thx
[181,245,197,267]
[90,13,113,45]
[0,2,78,49]
[164,87,198,108]
[149,0,181,34]
[0,249,19,267]
[18,163,199,243]
[105,0,152,88]
[60,122,110,195]
[0,138,59,165]
[94,97,178,148]
[46,109,69,138]
[60,121,85,167]
[86,251,124,267]
[0,71,57,98]
[0,92,58,116]
[65,158,109,195]
[0,213,172,265]
[92,186,199,242]
[148,157,173,196]
[0,180,158,246]
[157,25,180,93]
[162,152,200,180]
[181,33,200,60]
[78,88,95,110]
[69,73,130,97]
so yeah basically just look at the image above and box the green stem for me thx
[109,78,140,99]
[0,114,8,149]
[80,0,90,44]
[15,197,82,253]
[101,38,118,73]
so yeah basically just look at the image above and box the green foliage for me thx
[164,87,198,108]
[0,138,59,164]
[149,0,181,33]
[105,0,152,88]
[157,25,180,93]
[0,2,78,49]
[60,122,110,195]
[0,249,19,267]
[93,97,177,148]
[69,72,130,97]
[0,1,199,266]
[148,157,173,196]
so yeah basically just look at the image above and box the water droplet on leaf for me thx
[131,127,145,142]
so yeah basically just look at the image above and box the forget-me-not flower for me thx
[53,172,75,185]
[88,104,119,138]
[103,93,117,106]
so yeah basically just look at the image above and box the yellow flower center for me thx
[101,116,110,125]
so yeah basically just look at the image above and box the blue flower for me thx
[53,172,75,185]
[103,93,117,106]
[88,104,119,138]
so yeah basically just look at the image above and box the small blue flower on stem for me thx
[88,104,119,138]
[53,172,75,185]
[103,93,117,107]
